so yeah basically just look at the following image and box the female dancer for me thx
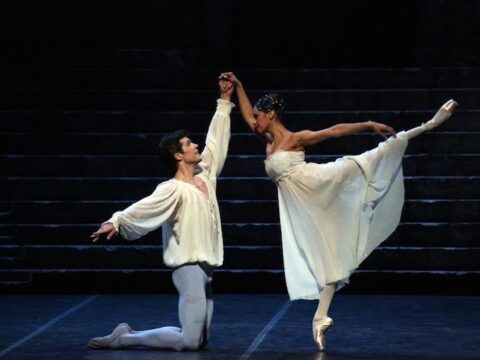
[220,72,457,351]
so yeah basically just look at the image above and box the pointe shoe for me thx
[312,316,333,351]
[443,99,458,114]
[88,322,131,349]
[423,99,458,130]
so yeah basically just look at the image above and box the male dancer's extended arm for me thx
[91,181,180,242]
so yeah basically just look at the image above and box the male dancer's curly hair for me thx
[158,129,189,175]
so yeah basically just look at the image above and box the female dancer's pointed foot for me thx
[88,322,131,349]
[312,316,333,351]
[423,99,458,130]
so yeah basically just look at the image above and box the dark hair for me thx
[254,93,285,119]
[158,129,189,174]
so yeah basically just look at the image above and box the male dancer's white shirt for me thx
[107,99,234,267]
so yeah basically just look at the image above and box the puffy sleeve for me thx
[198,99,234,181]
[106,180,180,240]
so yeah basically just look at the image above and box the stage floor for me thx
[0,294,478,359]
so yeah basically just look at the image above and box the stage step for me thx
[2,176,480,201]
[0,88,478,112]
[2,67,480,89]
[0,268,477,295]
[2,132,478,155]
[0,222,477,248]
[1,110,478,133]
[0,270,30,283]
[0,245,478,272]
[3,154,480,177]
[1,200,479,223]
[0,48,203,68]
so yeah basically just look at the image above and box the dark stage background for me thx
[0,0,479,295]
[1,0,479,68]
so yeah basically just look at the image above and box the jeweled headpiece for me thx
[254,93,284,115]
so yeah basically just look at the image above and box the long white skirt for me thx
[277,132,409,300]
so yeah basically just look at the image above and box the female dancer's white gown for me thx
[265,131,409,300]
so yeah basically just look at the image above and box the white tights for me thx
[118,265,213,351]
[314,283,336,321]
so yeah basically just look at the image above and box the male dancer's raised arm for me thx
[198,83,235,183]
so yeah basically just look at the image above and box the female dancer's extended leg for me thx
[311,99,457,351]
[406,99,457,140]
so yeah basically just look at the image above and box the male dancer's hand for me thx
[369,121,397,140]
[91,223,117,242]
[219,77,234,100]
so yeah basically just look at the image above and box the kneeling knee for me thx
[181,335,206,351]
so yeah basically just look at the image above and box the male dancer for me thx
[88,78,234,350]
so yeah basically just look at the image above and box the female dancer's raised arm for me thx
[221,72,396,149]
[220,72,273,144]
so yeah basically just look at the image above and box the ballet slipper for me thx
[88,322,131,349]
